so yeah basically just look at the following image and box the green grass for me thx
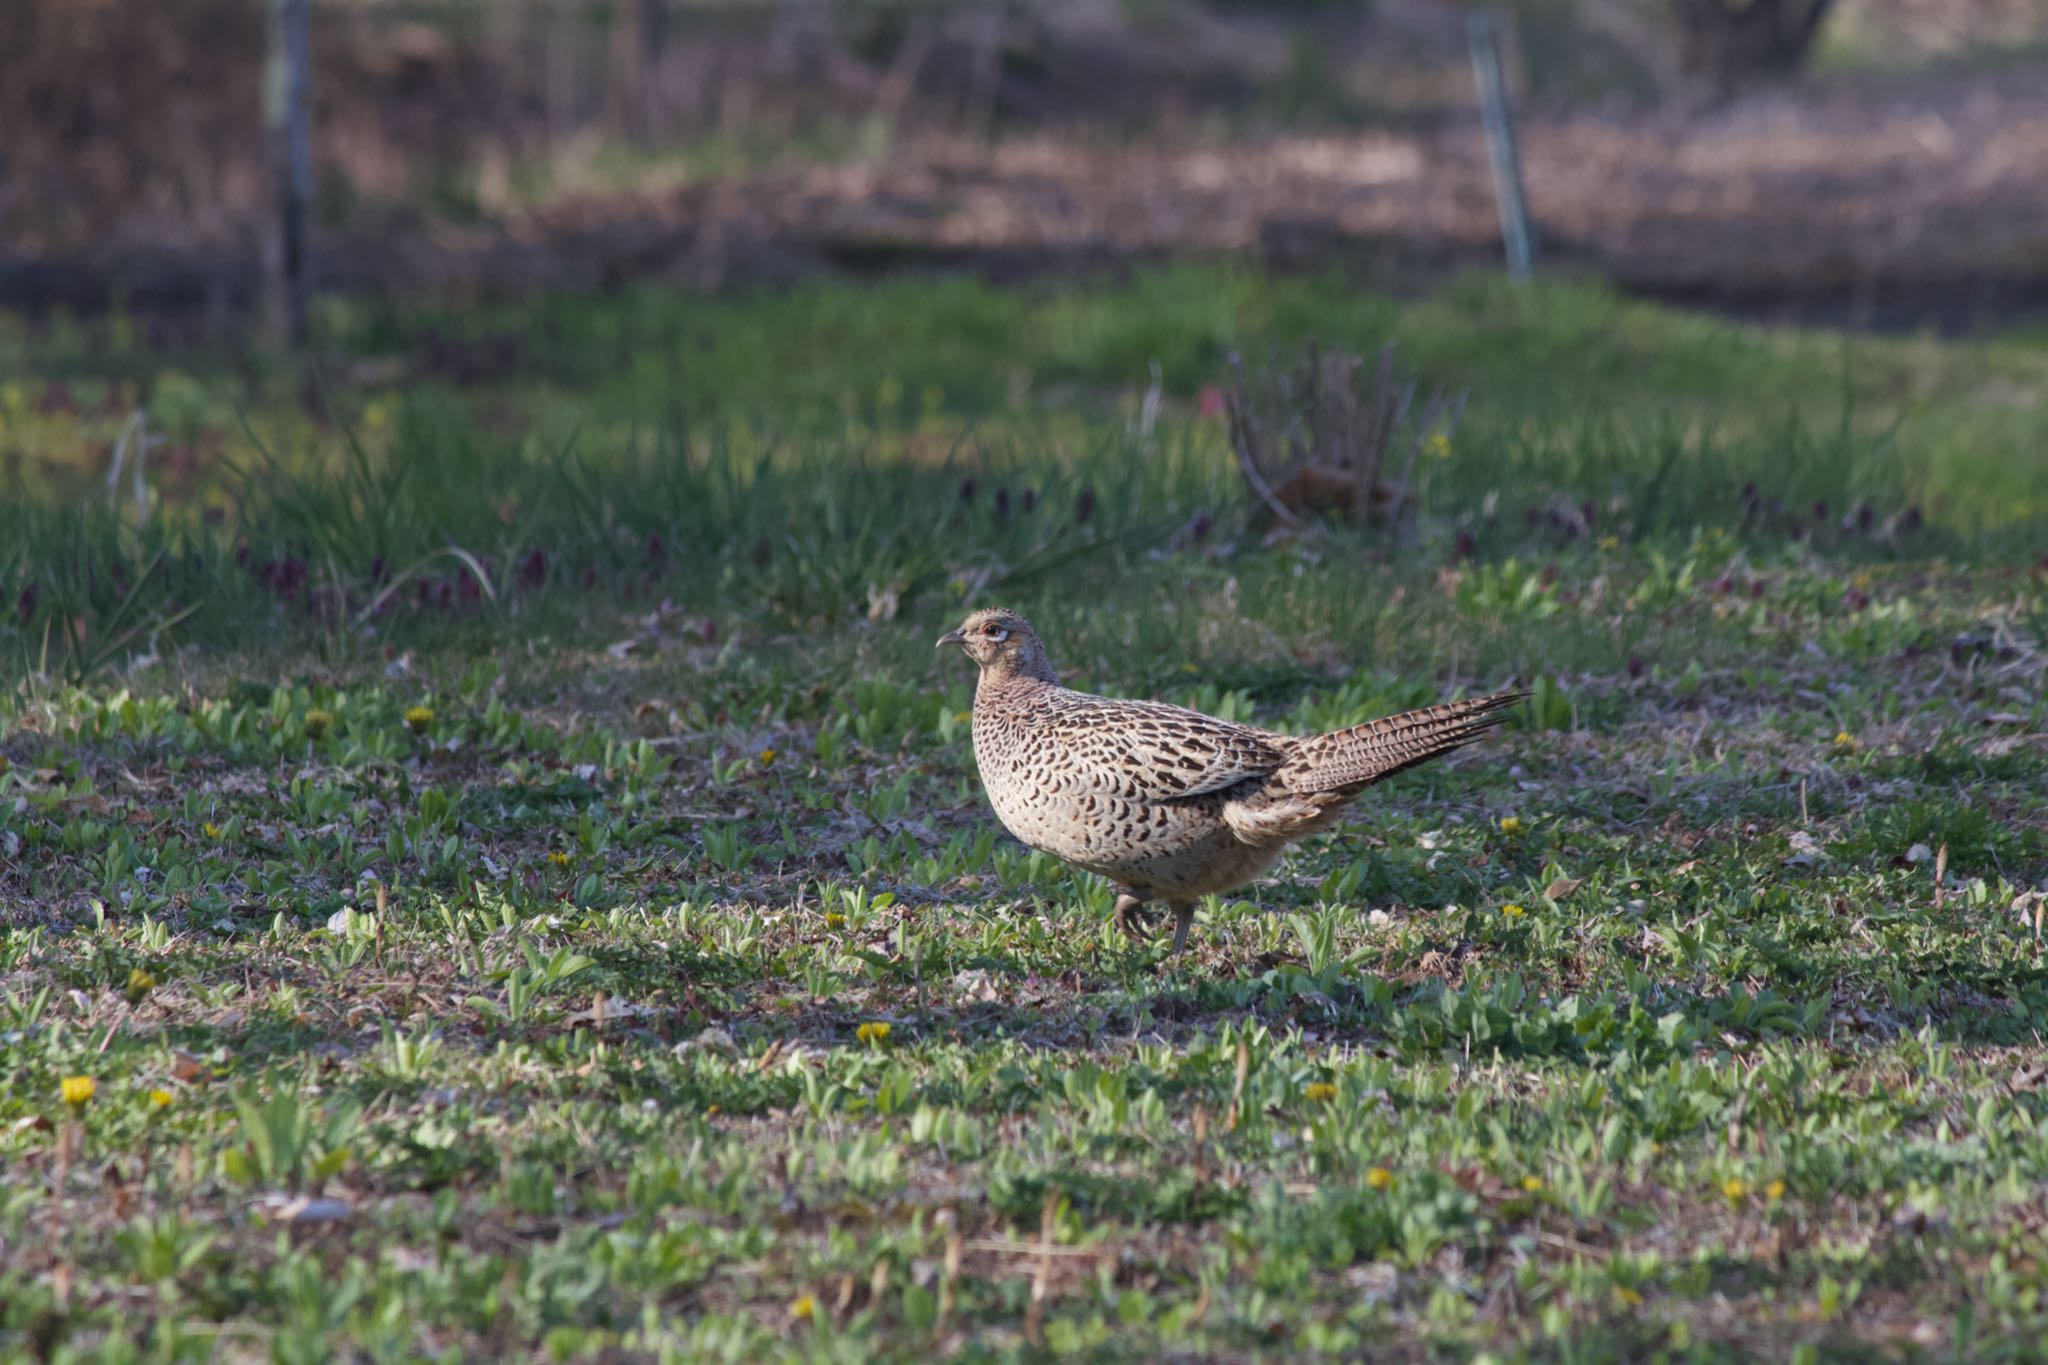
[6,266,2047,687]
[4,265,2048,1359]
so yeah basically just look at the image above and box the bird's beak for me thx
[935,628,966,648]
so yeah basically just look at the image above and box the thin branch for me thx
[1225,353,1301,528]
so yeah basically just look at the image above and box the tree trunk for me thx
[610,0,666,143]
[1672,0,1837,89]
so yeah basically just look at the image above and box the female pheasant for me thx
[938,607,1525,953]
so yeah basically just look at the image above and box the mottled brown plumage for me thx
[938,608,1525,953]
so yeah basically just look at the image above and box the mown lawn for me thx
[3,268,2047,1360]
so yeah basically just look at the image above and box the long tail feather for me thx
[1277,689,1528,794]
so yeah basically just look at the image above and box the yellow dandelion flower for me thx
[303,708,333,740]
[706,1104,720,1116]
[790,1293,817,1321]
[202,821,223,841]
[1426,433,1452,460]
[856,1021,892,1046]
[1615,1286,1645,1307]
[1365,1166,1395,1191]
[757,748,776,767]
[125,968,155,1001]
[61,1075,96,1107]
[548,851,572,869]
[824,912,846,928]
[1766,1179,1786,1202]
[1832,730,1854,750]
[1304,1082,1338,1103]
[148,1088,174,1109]
[1521,1175,1545,1193]
[404,705,435,734]
[1501,903,1526,919]
[1721,1177,1748,1202]
[1498,816,1522,835]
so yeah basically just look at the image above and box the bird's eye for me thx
[984,624,1008,641]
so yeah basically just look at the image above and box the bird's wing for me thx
[1046,695,1286,802]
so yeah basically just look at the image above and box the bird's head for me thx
[936,607,1056,682]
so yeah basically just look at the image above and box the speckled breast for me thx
[971,704,1272,896]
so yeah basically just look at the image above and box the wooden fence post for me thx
[1466,8,1536,282]
[265,0,313,346]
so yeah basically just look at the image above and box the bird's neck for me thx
[977,657,1059,699]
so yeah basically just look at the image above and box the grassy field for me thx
[3,267,2048,1360]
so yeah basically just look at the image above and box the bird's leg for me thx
[1168,903,1196,955]
[1111,893,1152,939]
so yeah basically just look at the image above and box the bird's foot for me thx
[1111,894,1154,940]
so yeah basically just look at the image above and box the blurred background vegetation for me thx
[8,0,2048,319]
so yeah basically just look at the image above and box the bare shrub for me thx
[1223,343,1464,537]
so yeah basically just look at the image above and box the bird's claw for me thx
[1112,897,1154,939]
